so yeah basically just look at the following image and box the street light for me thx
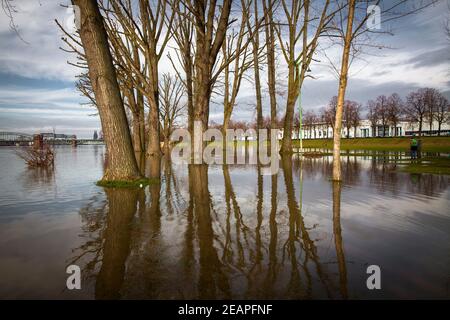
[296,61,303,154]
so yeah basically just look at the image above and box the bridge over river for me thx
[0,132,104,146]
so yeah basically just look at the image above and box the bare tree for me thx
[275,0,338,154]
[303,110,314,139]
[374,95,389,136]
[387,93,403,136]
[350,101,361,137]
[222,1,254,134]
[434,92,449,136]
[262,0,278,127]
[159,73,185,152]
[329,0,436,181]
[405,88,427,136]
[343,100,360,138]
[72,0,140,181]
[168,2,195,135]
[310,110,319,138]
[100,2,147,153]
[104,0,177,157]
[343,100,352,138]
[172,0,271,160]
[248,0,263,138]
[367,100,378,137]
[185,0,233,151]
[423,87,441,133]
[326,96,338,137]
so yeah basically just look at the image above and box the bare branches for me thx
[1,0,28,43]
[159,73,186,147]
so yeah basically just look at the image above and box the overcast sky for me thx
[0,0,449,138]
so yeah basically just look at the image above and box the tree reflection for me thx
[281,155,333,299]
[332,181,348,299]
[193,164,230,299]
[95,188,140,299]
[70,151,449,299]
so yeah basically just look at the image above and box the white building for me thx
[281,117,450,139]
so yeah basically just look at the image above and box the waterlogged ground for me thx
[0,146,449,299]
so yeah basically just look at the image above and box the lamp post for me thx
[296,61,303,153]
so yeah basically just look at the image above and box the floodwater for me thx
[0,145,449,299]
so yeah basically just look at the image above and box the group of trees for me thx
[367,88,449,136]
[302,88,449,139]
[63,0,276,181]
[58,0,437,182]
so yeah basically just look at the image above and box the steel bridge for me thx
[0,132,104,146]
[0,132,33,141]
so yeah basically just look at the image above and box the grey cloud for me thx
[403,47,450,68]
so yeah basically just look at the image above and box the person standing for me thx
[410,135,418,159]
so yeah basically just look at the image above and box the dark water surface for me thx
[0,146,449,299]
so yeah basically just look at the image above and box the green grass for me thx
[397,156,450,175]
[96,177,158,188]
[294,136,450,153]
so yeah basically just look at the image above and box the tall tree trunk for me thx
[186,52,194,136]
[253,0,263,139]
[263,0,277,128]
[280,64,298,154]
[146,59,162,157]
[222,39,231,137]
[74,0,140,181]
[133,45,146,153]
[332,0,355,181]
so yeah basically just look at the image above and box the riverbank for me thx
[294,136,450,153]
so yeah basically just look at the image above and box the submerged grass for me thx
[96,177,158,188]
[398,157,450,175]
[294,136,450,153]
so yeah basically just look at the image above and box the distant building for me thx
[40,133,77,141]
[280,116,450,139]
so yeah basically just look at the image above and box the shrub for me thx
[16,145,55,167]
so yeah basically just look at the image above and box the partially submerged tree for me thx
[105,0,176,157]
[275,0,338,154]
[72,0,140,181]
[329,0,435,181]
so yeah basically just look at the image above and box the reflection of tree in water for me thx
[69,193,107,287]
[71,156,358,299]
[368,157,448,197]
[369,157,401,195]
[194,164,231,299]
[332,181,348,299]
[95,188,141,299]
[281,156,334,299]
[295,155,361,186]
[406,173,448,197]
[22,167,55,188]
